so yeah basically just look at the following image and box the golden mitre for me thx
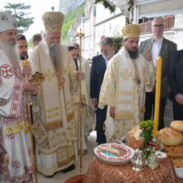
[122,24,141,39]
[42,9,64,32]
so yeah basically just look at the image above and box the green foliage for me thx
[112,37,123,53]
[127,0,135,11]
[94,0,135,24]
[94,0,115,13]
[28,39,32,48]
[62,5,85,41]
[140,120,154,159]
[4,2,34,33]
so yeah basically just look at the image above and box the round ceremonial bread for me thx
[164,145,183,158]
[158,128,183,146]
[171,157,183,168]
[170,121,183,132]
[127,126,143,149]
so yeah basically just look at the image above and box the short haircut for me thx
[152,16,165,24]
[68,46,77,52]
[100,37,113,47]
[32,33,42,44]
[16,34,26,41]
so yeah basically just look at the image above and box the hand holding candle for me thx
[22,59,31,77]
[153,56,163,137]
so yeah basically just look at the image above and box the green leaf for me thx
[4,2,34,33]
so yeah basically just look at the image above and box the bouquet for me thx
[140,120,154,160]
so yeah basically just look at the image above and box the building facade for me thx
[59,0,85,13]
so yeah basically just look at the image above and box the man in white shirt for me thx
[140,17,177,129]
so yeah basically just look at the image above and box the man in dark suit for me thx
[90,37,115,144]
[140,17,177,129]
[169,50,183,120]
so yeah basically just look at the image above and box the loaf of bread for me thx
[164,144,183,158]
[170,121,183,132]
[171,158,183,168]
[158,128,183,146]
[127,126,143,149]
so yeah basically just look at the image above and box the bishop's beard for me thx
[0,40,19,61]
[48,43,63,72]
[127,49,139,60]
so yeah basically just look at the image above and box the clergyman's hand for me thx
[23,81,40,95]
[109,106,115,119]
[92,98,98,106]
[76,72,85,80]
[145,48,152,61]
[92,98,98,111]
[23,65,31,77]
[176,94,183,105]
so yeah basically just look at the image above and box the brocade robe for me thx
[99,47,154,142]
[0,47,33,183]
[30,40,78,176]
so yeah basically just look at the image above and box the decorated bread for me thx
[171,157,183,168]
[164,144,183,158]
[127,126,143,149]
[170,121,183,132]
[158,128,183,146]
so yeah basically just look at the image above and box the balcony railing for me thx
[139,15,175,34]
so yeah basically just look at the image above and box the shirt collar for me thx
[152,37,163,44]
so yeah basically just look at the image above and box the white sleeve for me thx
[0,81,23,118]
[29,46,40,74]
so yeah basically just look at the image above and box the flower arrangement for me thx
[140,120,154,160]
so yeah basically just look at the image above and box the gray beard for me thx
[48,43,62,72]
[102,53,114,60]
[0,40,19,61]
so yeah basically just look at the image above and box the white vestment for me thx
[30,40,78,176]
[99,47,154,142]
[0,47,33,183]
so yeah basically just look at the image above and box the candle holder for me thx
[146,151,160,169]
[131,149,146,171]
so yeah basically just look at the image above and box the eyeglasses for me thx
[153,24,164,28]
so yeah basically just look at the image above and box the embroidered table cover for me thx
[83,157,183,183]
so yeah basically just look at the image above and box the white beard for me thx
[48,43,63,72]
[0,40,19,61]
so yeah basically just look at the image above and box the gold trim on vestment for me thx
[45,112,74,131]
[120,91,133,96]
[115,111,134,120]
[46,107,60,113]
[45,120,63,131]
[120,70,131,80]
[119,99,132,104]
[5,121,30,136]
[57,155,75,167]
[46,112,60,119]
[67,112,74,122]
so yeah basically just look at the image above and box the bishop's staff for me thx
[76,30,85,173]
[22,60,41,183]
